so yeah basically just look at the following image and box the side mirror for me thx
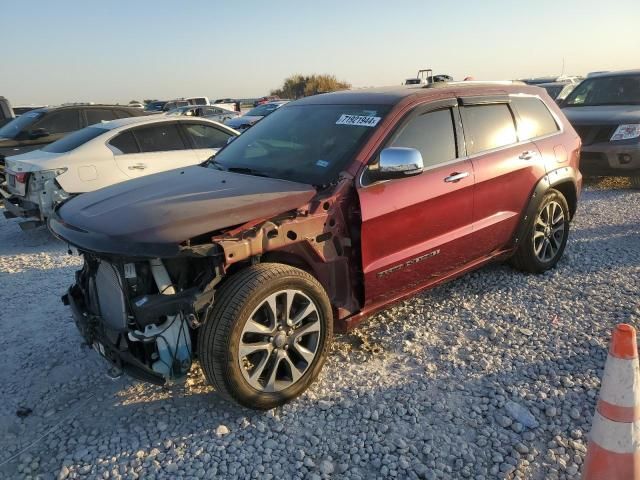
[374,147,424,181]
[29,128,50,139]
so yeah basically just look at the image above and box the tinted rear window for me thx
[42,126,107,153]
[460,104,517,155]
[109,130,139,154]
[511,96,559,140]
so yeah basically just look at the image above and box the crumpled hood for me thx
[225,115,262,129]
[5,150,68,172]
[56,165,316,245]
[562,105,640,125]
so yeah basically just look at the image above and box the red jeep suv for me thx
[51,82,581,409]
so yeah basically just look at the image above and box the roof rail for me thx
[425,80,526,88]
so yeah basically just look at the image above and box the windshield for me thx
[564,75,640,106]
[245,103,281,117]
[0,111,44,139]
[211,104,390,185]
[41,126,108,153]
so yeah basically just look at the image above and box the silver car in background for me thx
[165,105,240,123]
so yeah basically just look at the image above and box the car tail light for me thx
[14,172,28,184]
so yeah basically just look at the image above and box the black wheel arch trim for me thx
[512,166,578,247]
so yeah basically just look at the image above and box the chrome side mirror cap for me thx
[376,147,424,180]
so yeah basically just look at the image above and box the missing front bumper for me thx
[63,286,166,386]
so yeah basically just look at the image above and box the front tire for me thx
[199,263,333,409]
[510,189,570,273]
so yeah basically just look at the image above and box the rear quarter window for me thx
[460,104,517,155]
[109,131,139,154]
[511,96,559,140]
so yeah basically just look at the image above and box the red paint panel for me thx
[358,159,474,305]
[468,142,546,257]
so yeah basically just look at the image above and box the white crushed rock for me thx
[0,181,638,479]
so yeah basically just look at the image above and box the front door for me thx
[358,103,475,305]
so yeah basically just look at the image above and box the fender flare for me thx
[512,166,578,247]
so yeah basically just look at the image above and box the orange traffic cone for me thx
[582,323,640,479]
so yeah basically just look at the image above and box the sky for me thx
[1,0,639,105]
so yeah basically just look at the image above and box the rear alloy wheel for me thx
[510,189,570,273]
[533,200,566,263]
[199,264,332,409]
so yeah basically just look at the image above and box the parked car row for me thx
[2,116,238,228]
[559,69,640,186]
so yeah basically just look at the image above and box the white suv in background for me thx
[2,116,238,229]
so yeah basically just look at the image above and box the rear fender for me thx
[511,166,578,248]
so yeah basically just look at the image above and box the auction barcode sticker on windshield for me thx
[336,114,381,127]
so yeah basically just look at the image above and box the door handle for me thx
[128,163,147,170]
[519,151,536,160]
[444,171,469,183]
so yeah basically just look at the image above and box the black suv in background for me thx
[561,70,640,187]
[0,104,146,158]
[0,104,146,186]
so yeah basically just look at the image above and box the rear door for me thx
[112,122,197,178]
[509,95,564,173]
[459,97,546,257]
[358,100,475,305]
[180,122,235,162]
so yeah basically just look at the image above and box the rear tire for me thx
[631,175,640,189]
[510,189,570,274]
[199,263,333,409]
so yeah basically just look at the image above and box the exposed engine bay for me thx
[65,254,223,384]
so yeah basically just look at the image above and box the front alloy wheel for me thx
[238,289,322,392]
[199,264,332,409]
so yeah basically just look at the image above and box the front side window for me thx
[184,123,232,149]
[109,131,139,154]
[212,104,390,185]
[389,108,457,168]
[564,75,640,106]
[460,104,517,155]
[34,109,80,134]
[86,109,118,125]
[133,123,186,153]
[512,96,559,140]
[42,126,108,153]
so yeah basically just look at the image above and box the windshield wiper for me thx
[226,167,272,178]
[205,157,227,171]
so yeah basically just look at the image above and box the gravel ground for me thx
[0,179,638,480]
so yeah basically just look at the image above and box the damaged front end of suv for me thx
[50,164,356,390]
